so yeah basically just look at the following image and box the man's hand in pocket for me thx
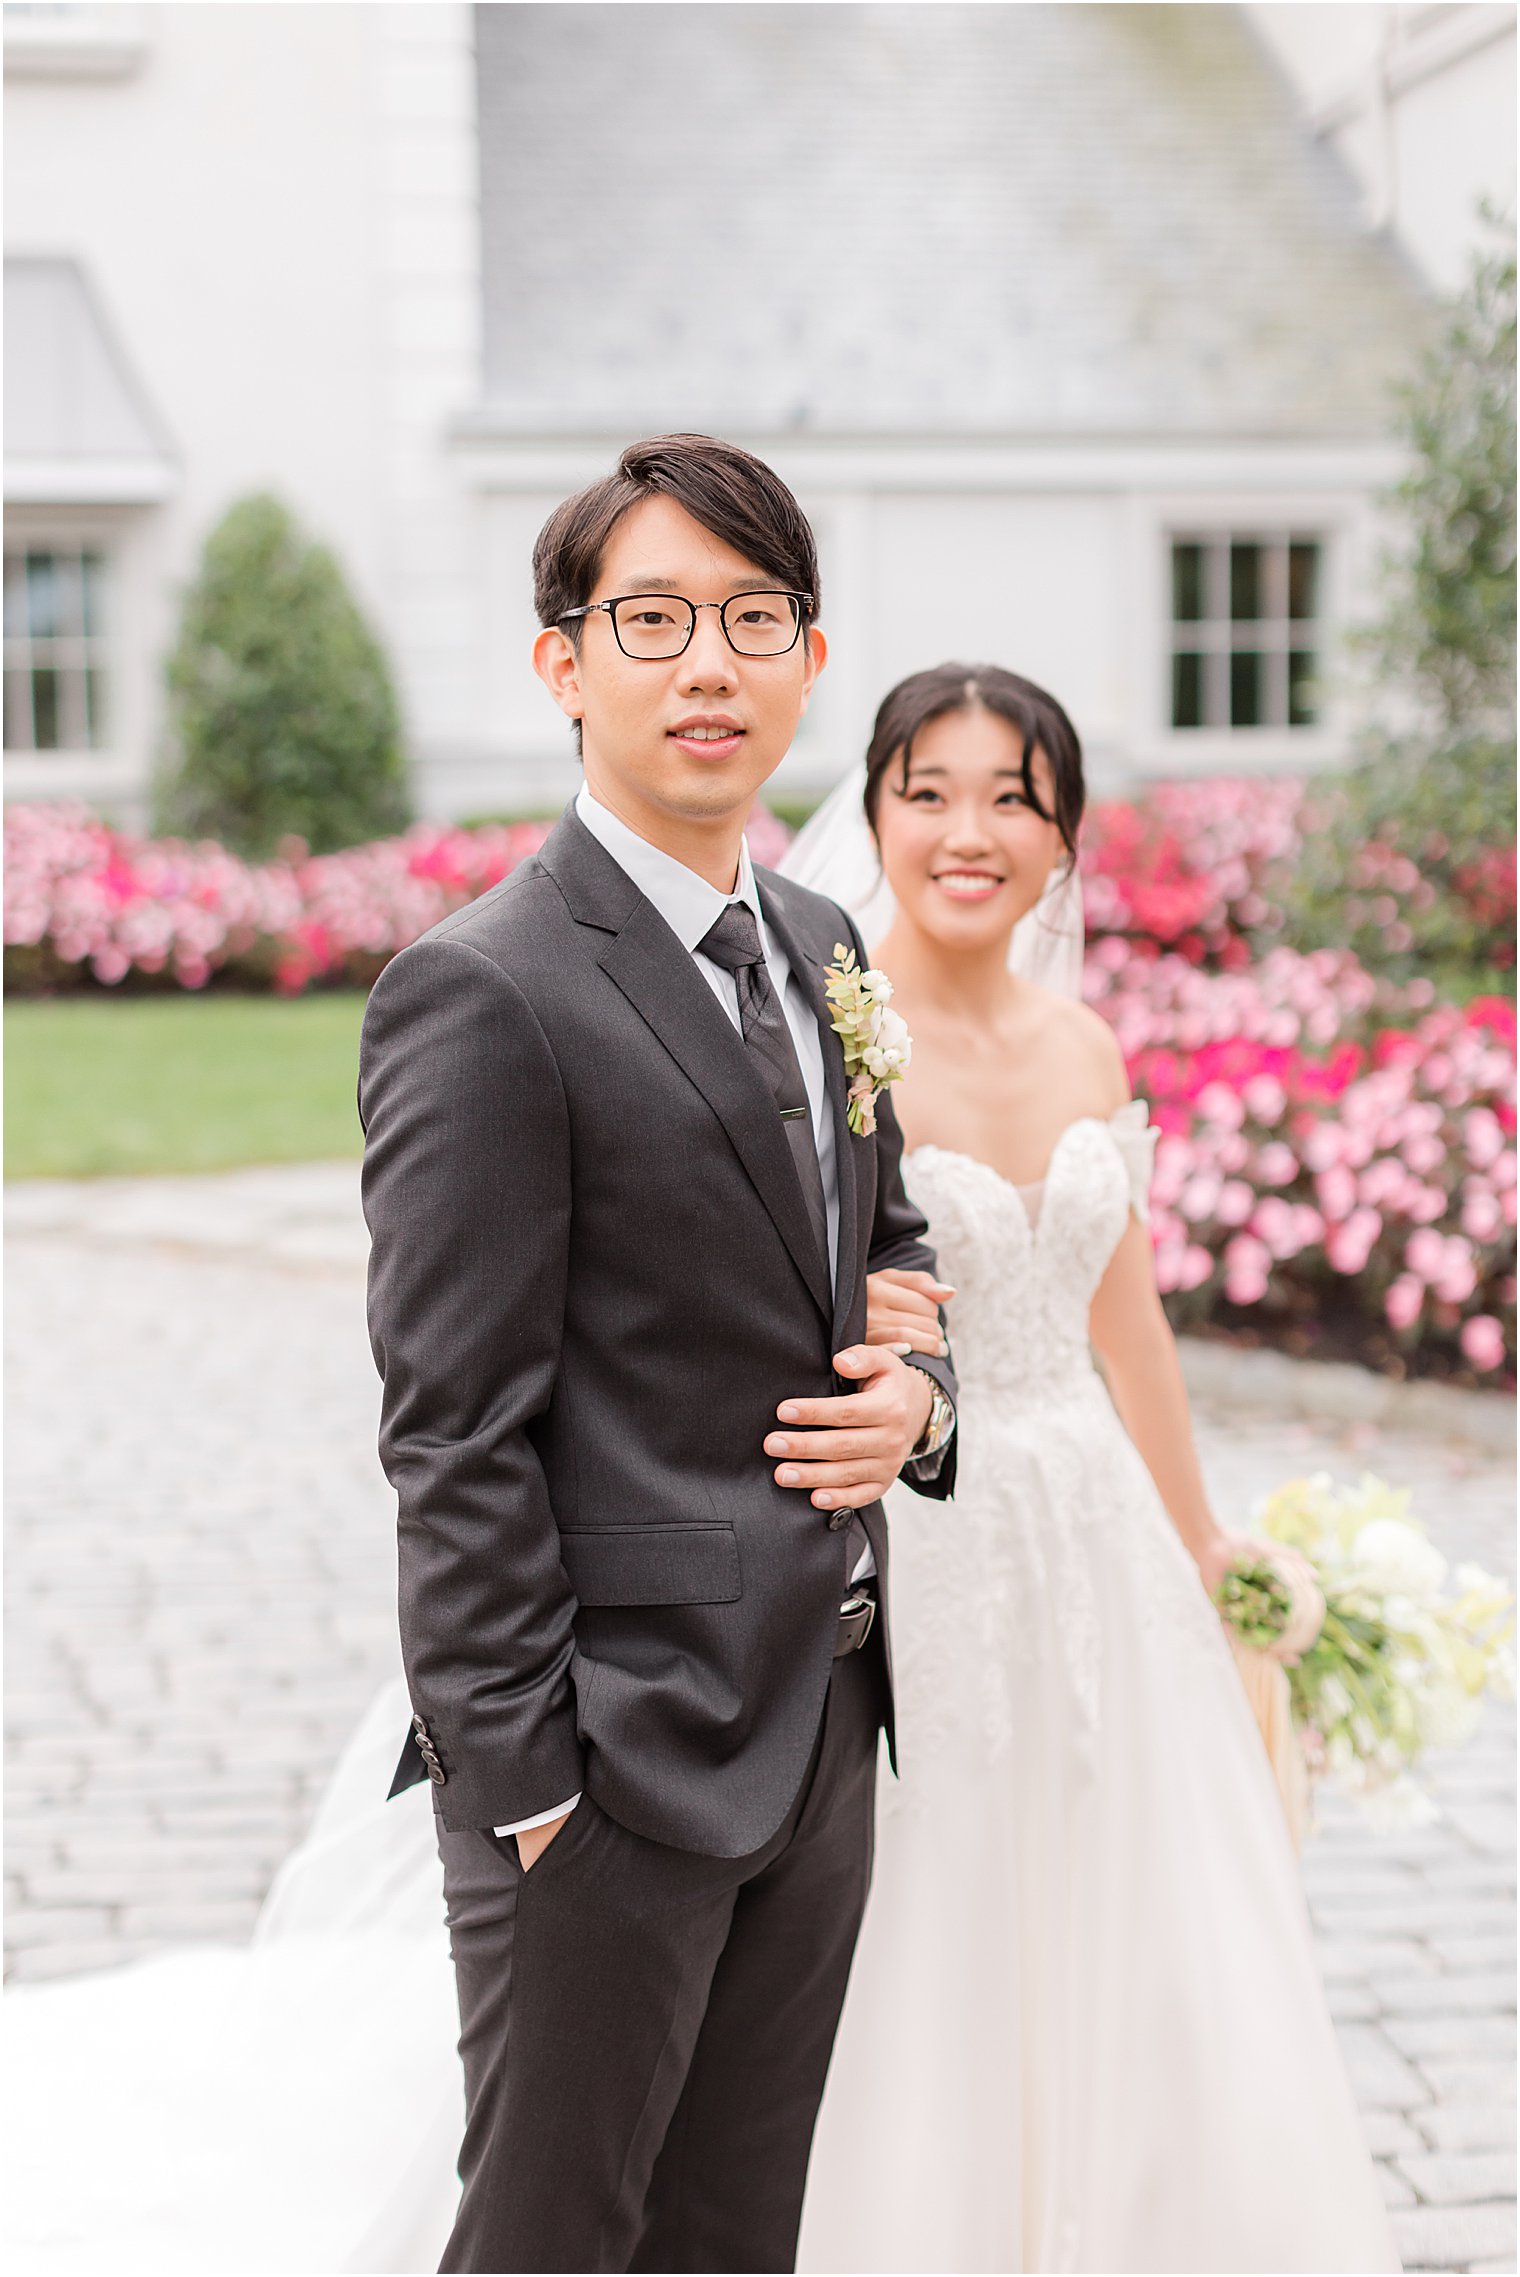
[517,1808,573,1871]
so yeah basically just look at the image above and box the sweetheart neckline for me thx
[904,1116,1116,1208]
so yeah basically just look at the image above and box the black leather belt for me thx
[834,1588,877,1658]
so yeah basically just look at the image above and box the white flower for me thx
[825,946,913,1137]
[1317,1674,1354,1725]
[1350,1518,1448,1601]
[1359,1777,1440,1833]
[1413,1681,1482,1751]
[861,1008,912,1081]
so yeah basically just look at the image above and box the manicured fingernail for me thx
[938,1339,949,1355]
[777,1466,799,1486]
[778,1404,799,1423]
[813,1492,833,1508]
[892,1342,913,1355]
[766,1436,788,1455]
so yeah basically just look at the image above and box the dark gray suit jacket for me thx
[359,805,956,1858]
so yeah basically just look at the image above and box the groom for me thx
[360,434,957,2274]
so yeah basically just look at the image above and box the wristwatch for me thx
[909,1381,955,1462]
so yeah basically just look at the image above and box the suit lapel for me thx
[539,808,853,1332]
[597,897,835,1326]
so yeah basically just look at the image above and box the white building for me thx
[3,1,1512,829]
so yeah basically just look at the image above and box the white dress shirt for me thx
[494,786,863,1841]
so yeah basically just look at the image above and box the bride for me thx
[789,661,1397,2274]
[5,666,1397,2277]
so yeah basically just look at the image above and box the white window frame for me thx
[4,537,110,752]
[1167,529,1325,737]
[1,504,156,821]
[1122,488,1371,777]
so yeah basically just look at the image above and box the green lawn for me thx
[5,993,369,1178]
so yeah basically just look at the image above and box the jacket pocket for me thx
[559,1523,741,1608]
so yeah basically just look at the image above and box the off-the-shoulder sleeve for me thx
[1109,1098,1158,1225]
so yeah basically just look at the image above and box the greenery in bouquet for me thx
[1217,1472,1514,1829]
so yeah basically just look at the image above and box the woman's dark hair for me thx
[863,662,1085,863]
[533,433,821,636]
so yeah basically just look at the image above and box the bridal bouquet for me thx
[1216,1473,1514,1831]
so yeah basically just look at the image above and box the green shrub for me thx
[155,493,411,858]
[1282,220,1516,995]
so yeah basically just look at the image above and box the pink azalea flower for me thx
[1385,1276,1425,1332]
[1325,1207,1381,1275]
[1315,1166,1358,1221]
[1405,1227,1448,1283]
[1255,1142,1298,1187]
[1402,1134,1447,1177]
[1223,1234,1271,1306]
[1196,1082,1246,1132]
[1464,1108,1506,1169]
[1434,1249,1479,1305]
[1243,1073,1288,1124]
[1459,1314,1507,1372]
[1302,1124,1347,1174]
[1461,1190,1503,1243]
[1215,1180,1255,1227]
[1179,1172,1222,1222]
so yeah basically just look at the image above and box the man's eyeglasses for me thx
[559,591,813,661]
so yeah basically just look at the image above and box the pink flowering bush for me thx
[1087,939,1516,1381]
[1080,775,1515,993]
[1080,777,1301,965]
[6,792,1513,1381]
[1,801,800,997]
[3,802,554,995]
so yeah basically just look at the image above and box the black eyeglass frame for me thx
[558,590,814,659]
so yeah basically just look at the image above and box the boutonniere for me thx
[824,944,913,1137]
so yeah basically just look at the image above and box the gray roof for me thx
[4,257,174,499]
[474,1,1428,438]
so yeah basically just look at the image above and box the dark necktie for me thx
[697,901,831,1280]
[698,905,871,1589]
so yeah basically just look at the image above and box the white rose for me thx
[1351,1519,1448,1601]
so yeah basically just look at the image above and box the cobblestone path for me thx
[5,1168,1514,2271]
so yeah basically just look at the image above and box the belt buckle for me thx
[838,1590,876,1650]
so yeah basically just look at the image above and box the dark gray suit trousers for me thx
[437,1632,885,2275]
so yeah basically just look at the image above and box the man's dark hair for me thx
[533,434,821,640]
[863,662,1086,865]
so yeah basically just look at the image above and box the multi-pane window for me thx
[1169,535,1322,732]
[3,547,108,750]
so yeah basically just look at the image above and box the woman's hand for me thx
[865,1267,953,1357]
[1193,1529,1252,1602]
[1199,1532,1326,1664]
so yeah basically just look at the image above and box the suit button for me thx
[413,1714,429,1738]
[826,1510,852,1532]
[427,1763,446,1785]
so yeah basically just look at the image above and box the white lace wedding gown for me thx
[798,1113,1398,2273]
[4,1111,1397,2275]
